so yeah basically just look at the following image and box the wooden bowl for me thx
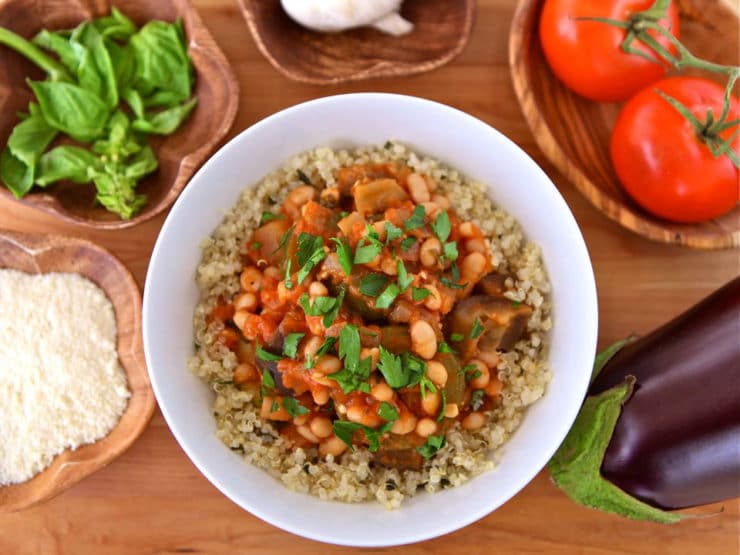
[0,0,239,230]
[238,0,476,85]
[0,229,155,512]
[509,0,739,249]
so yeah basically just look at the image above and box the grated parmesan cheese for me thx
[0,269,130,485]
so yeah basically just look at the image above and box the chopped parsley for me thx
[419,375,437,399]
[333,420,393,452]
[261,368,275,396]
[417,434,446,459]
[396,260,413,291]
[296,169,312,184]
[322,286,346,327]
[272,224,294,255]
[283,332,305,359]
[375,283,400,309]
[270,399,279,412]
[305,336,337,369]
[299,293,337,317]
[260,211,285,225]
[470,389,485,410]
[400,236,417,252]
[283,258,293,290]
[441,263,467,290]
[329,324,372,393]
[411,286,431,301]
[404,205,426,231]
[384,222,403,243]
[430,211,451,242]
[512,300,523,308]
[281,396,309,417]
[250,241,261,250]
[437,389,447,422]
[256,342,281,362]
[442,240,458,262]
[377,402,399,422]
[437,342,456,354]
[353,238,382,264]
[470,317,485,339]
[359,273,389,297]
[331,237,353,276]
[296,232,327,284]
[450,333,464,342]
[377,348,427,390]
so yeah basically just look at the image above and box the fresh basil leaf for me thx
[88,168,146,219]
[7,115,57,168]
[32,29,84,73]
[141,89,184,109]
[72,23,118,109]
[396,260,412,291]
[130,20,192,99]
[28,80,108,143]
[281,397,308,417]
[124,146,158,180]
[132,97,197,135]
[375,283,400,309]
[0,147,33,198]
[93,7,138,40]
[417,434,446,459]
[404,205,426,231]
[122,87,144,118]
[411,287,430,302]
[283,333,305,359]
[105,39,135,92]
[359,273,389,297]
[35,146,98,186]
[430,211,451,242]
[378,402,399,422]
[330,237,353,276]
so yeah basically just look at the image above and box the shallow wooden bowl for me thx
[0,0,239,229]
[0,230,155,513]
[509,0,739,249]
[238,0,475,85]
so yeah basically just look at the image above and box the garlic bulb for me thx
[281,0,414,37]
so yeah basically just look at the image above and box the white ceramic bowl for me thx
[143,93,598,547]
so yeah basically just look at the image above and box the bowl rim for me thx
[143,92,598,546]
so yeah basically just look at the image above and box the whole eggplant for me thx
[589,276,740,511]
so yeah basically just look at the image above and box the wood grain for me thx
[0,0,239,229]
[0,229,155,513]
[238,0,475,85]
[509,0,740,249]
[0,0,738,553]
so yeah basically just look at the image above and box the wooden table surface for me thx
[1,1,738,553]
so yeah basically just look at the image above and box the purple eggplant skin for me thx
[589,276,740,510]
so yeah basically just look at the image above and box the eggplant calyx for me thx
[548,376,691,524]
[590,335,639,383]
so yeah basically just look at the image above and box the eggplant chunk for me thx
[374,433,427,470]
[353,178,408,215]
[380,326,412,354]
[474,272,509,298]
[447,295,532,358]
[438,353,465,405]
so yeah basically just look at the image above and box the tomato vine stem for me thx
[580,0,739,169]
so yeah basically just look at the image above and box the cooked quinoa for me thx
[189,142,552,509]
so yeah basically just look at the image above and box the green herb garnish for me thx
[384,222,403,243]
[417,434,446,459]
[272,224,295,255]
[396,260,413,291]
[296,232,326,284]
[437,389,447,422]
[261,368,276,396]
[450,333,464,342]
[283,258,293,290]
[404,205,426,231]
[438,342,456,354]
[442,241,458,262]
[283,332,305,359]
[354,238,381,265]
[419,375,437,399]
[378,402,399,422]
[331,237,353,276]
[411,286,431,302]
[430,211,451,242]
[470,317,485,339]
[333,420,393,452]
[256,342,281,362]
[260,211,284,225]
[281,396,309,417]
[359,273,389,297]
[305,336,337,369]
[375,283,400,309]
[400,236,417,252]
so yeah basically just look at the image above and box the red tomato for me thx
[539,0,680,102]
[610,77,739,223]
